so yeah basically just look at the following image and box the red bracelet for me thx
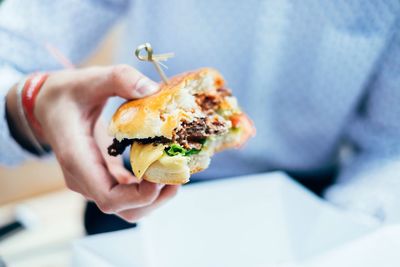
[21,73,49,137]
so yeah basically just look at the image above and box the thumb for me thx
[83,65,160,100]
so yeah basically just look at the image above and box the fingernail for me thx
[135,77,159,97]
[156,183,165,190]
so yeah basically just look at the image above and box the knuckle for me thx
[109,64,132,85]
[64,179,78,192]
[169,187,179,198]
[82,194,93,201]
[57,151,75,172]
[57,153,68,169]
[141,190,159,205]
[96,199,114,214]
[98,203,113,214]
[121,213,141,223]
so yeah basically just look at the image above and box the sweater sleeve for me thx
[0,0,128,166]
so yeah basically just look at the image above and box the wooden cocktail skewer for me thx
[135,43,174,84]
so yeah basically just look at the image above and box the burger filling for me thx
[108,137,170,156]
[108,87,238,157]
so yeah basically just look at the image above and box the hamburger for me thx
[107,68,255,184]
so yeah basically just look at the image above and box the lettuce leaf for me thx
[165,144,201,157]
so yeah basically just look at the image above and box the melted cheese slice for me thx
[130,143,165,180]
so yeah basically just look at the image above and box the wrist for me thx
[5,77,50,155]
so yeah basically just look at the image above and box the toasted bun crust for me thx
[109,68,224,140]
[143,172,190,185]
[142,152,211,185]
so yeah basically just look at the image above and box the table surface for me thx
[0,189,84,267]
[73,172,380,267]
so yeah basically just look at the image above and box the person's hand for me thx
[8,65,179,222]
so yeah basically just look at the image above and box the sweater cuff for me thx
[0,64,36,166]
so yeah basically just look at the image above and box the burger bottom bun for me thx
[143,152,211,185]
